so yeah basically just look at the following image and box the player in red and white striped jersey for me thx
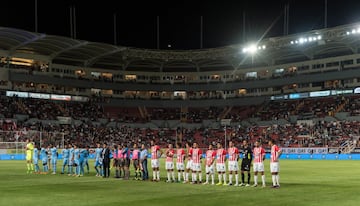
[185,142,193,183]
[227,141,239,186]
[253,140,266,187]
[176,143,186,182]
[269,139,282,188]
[203,144,216,185]
[216,142,227,186]
[191,143,203,184]
[150,140,162,181]
[165,143,175,182]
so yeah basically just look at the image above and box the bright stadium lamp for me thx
[346,31,350,35]
[299,38,304,44]
[317,35,322,40]
[290,41,294,44]
[247,45,257,54]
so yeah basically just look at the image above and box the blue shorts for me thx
[74,159,80,166]
[42,158,48,165]
[95,159,102,167]
[33,158,39,165]
[63,158,69,166]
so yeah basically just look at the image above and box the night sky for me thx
[2,0,360,49]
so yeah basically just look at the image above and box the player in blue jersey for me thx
[40,145,48,174]
[33,143,40,174]
[84,145,90,174]
[73,144,80,177]
[50,144,58,174]
[61,144,69,174]
[94,143,103,177]
[68,144,75,176]
[79,146,86,177]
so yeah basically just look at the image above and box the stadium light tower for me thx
[221,119,231,149]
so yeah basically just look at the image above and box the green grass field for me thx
[0,160,360,206]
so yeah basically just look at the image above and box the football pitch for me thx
[0,160,359,206]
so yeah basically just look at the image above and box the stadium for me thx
[1,1,360,206]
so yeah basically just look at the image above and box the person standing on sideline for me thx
[175,143,186,183]
[165,143,175,183]
[203,144,216,185]
[184,142,193,183]
[33,143,40,174]
[132,143,141,180]
[61,144,69,174]
[240,140,252,187]
[253,140,266,187]
[269,139,282,188]
[227,141,239,186]
[68,144,74,176]
[122,143,131,180]
[191,142,202,184]
[102,143,111,178]
[94,143,103,177]
[25,138,34,174]
[140,143,148,180]
[150,140,162,182]
[84,145,90,174]
[50,145,58,174]
[216,142,227,186]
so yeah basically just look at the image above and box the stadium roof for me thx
[1,22,360,72]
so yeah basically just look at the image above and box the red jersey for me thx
[176,148,185,163]
[151,145,160,160]
[270,145,281,163]
[187,148,193,160]
[216,148,227,164]
[228,147,239,161]
[205,150,216,166]
[191,148,202,164]
[166,149,175,162]
[253,147,266,163]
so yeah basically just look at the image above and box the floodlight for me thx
[352,29,356,34]
[299,38,304,44]
[262,45,266,49]
[346,31,350,35]
[248,45,257,54]
[317,35,322,40]
[308,37,313,42]
[290,41,294,44]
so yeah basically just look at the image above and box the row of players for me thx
[148,140,281,188]
[25,139,282,188]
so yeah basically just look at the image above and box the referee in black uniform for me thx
[240,140,253,186]
[102,143,111,178]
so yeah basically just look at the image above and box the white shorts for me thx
[151,159,159,168]
[176,163,185,171]
[253,162,264,172]
[186,160,193,170]
[216,163,226,173]
[165,162,174,170]
[228,161,239,171]
[270,162,280,173]
[192,163,201,172]
[206,164,214,174]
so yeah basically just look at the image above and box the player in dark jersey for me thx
[240,140,252,186]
